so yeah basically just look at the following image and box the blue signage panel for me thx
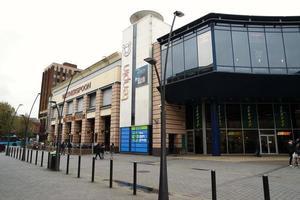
[120,127,130,152]
[131,126,149,153]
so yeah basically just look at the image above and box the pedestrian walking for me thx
[60,142,65,155]
[287,139,294,166]
[67,142,72,154]
[94,143,101,160]
[293,139,300,167]
[100,143,105,159]
[110,143,115,159]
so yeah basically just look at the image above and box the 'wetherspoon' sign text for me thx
[63,82,91,98]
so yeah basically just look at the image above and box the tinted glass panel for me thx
[172,41,184,76]
[244,130,258,153]
[184,35,198,71]
[232,31,251,67]
[283,32,300,67]
[258,104,274,128]
[226,104,242,128]
[249,32,268,67]
[198,31,213,67]
[227,130,243,153]
[274,104,291,129]
[161,49,173,80]
[194,104,202,129]
[215,30,233,66]
[266,32,286,68]
[242,104,258,128]
[185,105,193,129]
[291,104,300,129]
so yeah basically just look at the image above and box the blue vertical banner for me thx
[211,102,221,156]
[120,127,130,152]
[131,126,149,153]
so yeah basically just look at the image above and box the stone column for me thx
[61,103,68,142]
[81,94,90,144]
[110,83,121,150]
[95,89,104,144]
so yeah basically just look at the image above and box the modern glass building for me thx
[157,13,300,155]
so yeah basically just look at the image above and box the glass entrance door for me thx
[260,135,277,154]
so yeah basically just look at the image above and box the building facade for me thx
[155,13,300,155]
[39,62,80,141]
[49,52,121,151]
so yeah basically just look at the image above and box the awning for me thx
[165,72,300,104]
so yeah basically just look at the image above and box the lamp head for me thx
[144,57,157,66]
[174,11,184,17]
[49,100,57,105]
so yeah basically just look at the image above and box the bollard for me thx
[262,175,270,200]
[30,149,33,163]
[19,148,22,160]
[66,154,70,174]
[35,150,38,165]
[109,159,113,188]
[91,157,95,182]
[16,148,19,159]
[14,148,16,158]
[133,162,137,195]
[22,147,26,161]
[211,170,217,200]
[77,155,81,178]
[27,149,30,162]
[47,152,50,169]
[41,151,44,167]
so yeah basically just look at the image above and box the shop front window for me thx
[244,130,258,153]
[227,130,243,153]
[226,104,242,128]
[258,104,274,128]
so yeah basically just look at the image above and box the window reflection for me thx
[215,30,234,66]
[197,31,213,67]
[172,40,184,76]
[184,35,198,71]
[232,31,251,67]
[283,32,300,68]
[249,32,268,68]
[266,32,286,68]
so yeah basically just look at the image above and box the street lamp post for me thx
[49,72,76,171]
[6,104,23,156]
[22,93,40,161]
[144,9,184,200]
[49,100,61,171]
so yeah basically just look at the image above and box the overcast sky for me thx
[0,0,299,118]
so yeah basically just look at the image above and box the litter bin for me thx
[48,151,60,171]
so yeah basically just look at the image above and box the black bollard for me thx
[262,175,270,200]
[14,148,16,158]
[11,147,13,157]
[27,149,30,162]
[77,155,81,178]
[66,154,70,174]
[133,162,137,195]
[16,148,19,159]
[30,149,33,163]
[41,151,44,167]
[47,152,50,169]
[211,170,217,200]
[109,159,113,188]
[91,157,95,182]
[35,150,38,165]
[19,148,22,160]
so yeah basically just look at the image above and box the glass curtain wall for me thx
[214,23,300,74]
[161,25,213,83]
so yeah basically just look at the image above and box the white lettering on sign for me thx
[63,82,91,99]
[121,64,131,101]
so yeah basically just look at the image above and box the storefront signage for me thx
[63,82,91,99]
[63,115,73,122]
[135,65,148,87]
[74,112,85,121]
[121,64,131,101]
[120,126,149,153]
[122,42,131,57]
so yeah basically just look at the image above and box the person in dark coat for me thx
[94,143,101,160]
[100,143,105,159]
[287,139,294,166]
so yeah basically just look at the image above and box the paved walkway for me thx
[1,149,300,200]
